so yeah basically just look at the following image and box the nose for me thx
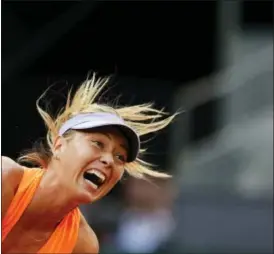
[100,152,114,167]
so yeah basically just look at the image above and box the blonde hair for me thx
[18,74,179,179]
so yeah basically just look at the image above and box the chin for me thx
[78,191,99,204]
[78,177,116,204]
[80,187,108,204]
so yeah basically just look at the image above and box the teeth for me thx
[86,169,106,183]
[85,179,98,189]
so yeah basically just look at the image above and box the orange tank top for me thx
[2,168,81,253]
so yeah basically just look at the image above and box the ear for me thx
[52,135,67,154]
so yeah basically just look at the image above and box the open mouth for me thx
[84,169,106,190]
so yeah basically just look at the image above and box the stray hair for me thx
[18,73,179,179]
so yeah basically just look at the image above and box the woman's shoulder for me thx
[1,156,25,218]
[2,156,24,181]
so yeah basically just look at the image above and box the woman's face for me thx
[53,126,128,203]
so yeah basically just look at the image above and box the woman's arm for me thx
[1,156,24,219]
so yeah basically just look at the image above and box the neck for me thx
[27,163,80,230]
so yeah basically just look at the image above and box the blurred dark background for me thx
[2,1,273,254]
[2,1,216,166]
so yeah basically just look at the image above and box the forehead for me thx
[79,126,128,145]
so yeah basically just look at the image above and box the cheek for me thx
[111,167,125,182]
[61,143,100,167]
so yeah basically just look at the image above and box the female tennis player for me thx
[2,74,177,253]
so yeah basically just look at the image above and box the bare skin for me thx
[2,126,128,253]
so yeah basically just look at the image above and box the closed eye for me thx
[92,141,104,149]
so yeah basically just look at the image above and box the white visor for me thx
[58,112,140,162]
